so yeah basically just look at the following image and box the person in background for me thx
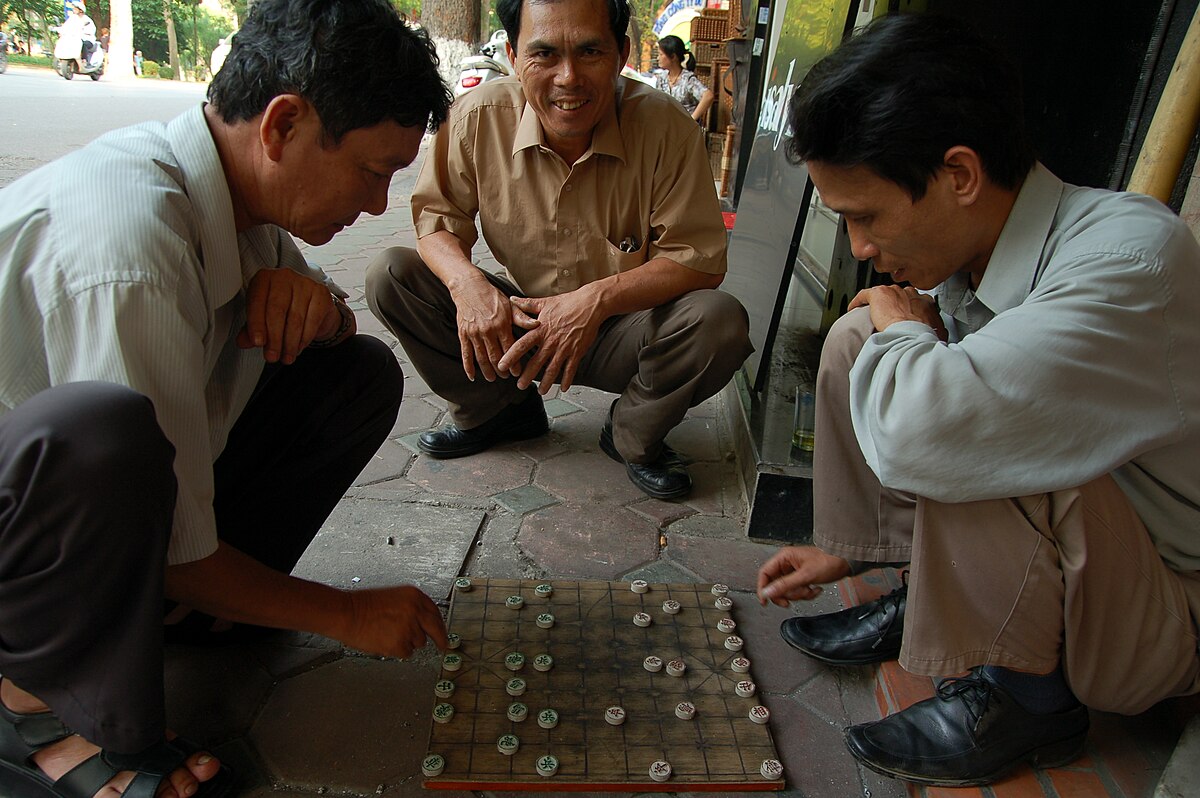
[653,34,713,124]
[134,48,144,75]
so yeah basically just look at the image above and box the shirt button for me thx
[564,184,573,192]
[562,269,571,276]
[562,228,571,236]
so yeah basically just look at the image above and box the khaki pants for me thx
[814,308,1200,714]
[365,247,753,462]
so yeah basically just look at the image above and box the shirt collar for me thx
[974,162,1064,315]
[511,80,628,164]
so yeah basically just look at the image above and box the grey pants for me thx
[0,336,402,753]
[814,308,1200,714]
[365,247,753,462]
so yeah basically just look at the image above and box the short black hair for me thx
[658,35,694,72]
[496,0,630,49]
[208,0,452,141]
[787,14,1035,200]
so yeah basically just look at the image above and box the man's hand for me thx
[237,268,341,363]
[756,546,852,607]
[848,285,948,341]
[338,585,449,658]
[450,275,539,382]
[498,290,604,393]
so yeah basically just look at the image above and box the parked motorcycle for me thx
[53,30,103,80]
[454,29,511,96]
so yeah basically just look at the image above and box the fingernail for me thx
[184,783,197,796]
[761,585,774,598]
[197,755,212,765]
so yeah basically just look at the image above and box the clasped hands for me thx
[849,285,948,341]
[236,268,345,364]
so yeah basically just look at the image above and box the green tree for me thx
[0,0,64,55]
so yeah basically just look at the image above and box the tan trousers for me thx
[814,308,1200,714]
[365,247,753,462]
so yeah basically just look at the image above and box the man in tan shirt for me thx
[366,0,752,500]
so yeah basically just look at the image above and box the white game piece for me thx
[434,679,456,698]
[497,734,519,755]
[716,617,736,633]
[536,754,559,777]
[432,703,454,723]
[505,652,525,671]
[735,680,757,698]
[662,600,681,615]
[749,704,771,724]
[506,595,524,610]
[421,754,445,777]
[630,579,649,594]
[760,759,784,780]
[506,702,528,722]
[632,612,652,627]
[604,706,626,726]
[665,658,686,677]
[454,578,472,592]
[714,596,733,611]
[506,677,527,696]
[533,653,554,672]
[446,633,461,650]
[535,612,555,629]
[534,583,553,598]
[711,583,729,597]
[674,701,696,720]
[731,656,751,673]
[537,708,559,729]
[643,655,663,673]
[648,761,672,782]
[442,653,463,672]
[724,635,744,651]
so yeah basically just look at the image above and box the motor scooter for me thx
[53,30,103,80]
[454,29,511,96]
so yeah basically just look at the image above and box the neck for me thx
[204,104,261,233]
[668,64,682,77]
[964,183,1023,290]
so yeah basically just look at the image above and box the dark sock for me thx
[981,665,1079,714]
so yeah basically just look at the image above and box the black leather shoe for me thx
[418,395,548,458]
[844,668,1089,787]
[780,578,906,665]
[598,413,692,500]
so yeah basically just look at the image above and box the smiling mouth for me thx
[554,99,587,111]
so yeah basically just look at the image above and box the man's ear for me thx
[620,35,631,72]
[942,145,985,207]
[259,94,311,162]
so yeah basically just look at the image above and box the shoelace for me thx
[858,570,908,650]
[935,669,994,726]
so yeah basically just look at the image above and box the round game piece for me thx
[711,583,729,597]
[532,653,554,672]
[537,708,559,729]
[534,583,554,598]
[731,656,751,673]
[716,617,737,633]
[662,600,681,615]
[506,702,529,722]
[760,758,784,780]
[432,703,454,724]
[724,635,744,651]
[446,633,461,650]
[643,655,663,673]
[421,754,445,777]
[497,734,520,756]
[735,680,757,698]
[665,658,686,677]
[505,652,526,672]
[749,704,771,724]
[714,596,733,611]
[632,612,652,628]
[536,754,560,777]
[506,595,524,610]
[434,679,456,698]
[454,578,472,592]
[674,701,695,720]
[506,677,527,696]
[535,612,555,629]
[442,653,463,672]
[630,579,649,594]
[648,761,672,782]
[604,706,626,726]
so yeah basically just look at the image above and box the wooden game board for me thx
[424,578,784,791]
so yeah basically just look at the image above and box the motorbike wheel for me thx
[58,59,74,80]
[89,70,101,81]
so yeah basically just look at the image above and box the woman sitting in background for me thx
[653,35,714,125]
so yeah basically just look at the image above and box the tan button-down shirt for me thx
[412,76,726,297]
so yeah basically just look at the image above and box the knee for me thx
[365,247,426,301]
[338,335,404,414]
[822,308,874,372]
[686,290,752,351]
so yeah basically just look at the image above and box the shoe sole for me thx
[846,730,1088,787]
[417,420,549,459]
[598,428,691,500]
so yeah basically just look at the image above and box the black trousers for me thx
[0,336,401,753]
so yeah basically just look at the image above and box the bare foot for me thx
[1,680,221,798]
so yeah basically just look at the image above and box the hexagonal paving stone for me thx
[354,438,414,486]
[663,528,774,589]
[517,502,660,578]
[534,450,644,505]
[727,596,825,696]
[407,449,535,498]
[682,459,745,518]
[666,415,724,463]
[390,396,443,438]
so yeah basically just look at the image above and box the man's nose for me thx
[846,222,878,261]
[555,56,580,85]
[365,179,390,216]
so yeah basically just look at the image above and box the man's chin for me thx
[297,226,343,246]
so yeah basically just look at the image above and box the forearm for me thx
[693,90,714,121]
[584,257,723,320]
[417,230,491,294]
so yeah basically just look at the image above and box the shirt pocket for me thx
[602,236,649,275]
